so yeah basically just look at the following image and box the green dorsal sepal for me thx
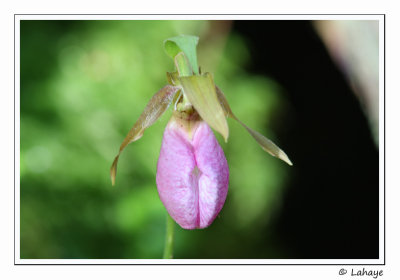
[164,35,199,75]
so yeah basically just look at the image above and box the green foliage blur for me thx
[20,20,291,259]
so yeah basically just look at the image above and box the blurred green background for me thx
[20,20,292,259]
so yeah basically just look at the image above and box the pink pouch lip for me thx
[156,116,229,229]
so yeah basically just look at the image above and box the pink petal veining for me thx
[156,119,229,229]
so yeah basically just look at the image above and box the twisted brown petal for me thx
[110,85,180,185]
[215,86,293,166]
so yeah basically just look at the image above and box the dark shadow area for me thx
[233,20,379,259]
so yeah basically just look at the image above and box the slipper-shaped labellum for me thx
[156,112,229,229]
[110,35,292,230]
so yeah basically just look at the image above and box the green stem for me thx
[174,52,193,77]
[174,52,195,112]
[163,213,175,259]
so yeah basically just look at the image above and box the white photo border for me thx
[14,13,385,265]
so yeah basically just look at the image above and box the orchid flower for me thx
[110,35,292,232]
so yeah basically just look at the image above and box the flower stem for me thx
[163,213,175,259]
[174,52,195,113]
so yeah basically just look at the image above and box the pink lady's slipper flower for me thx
[111,35,292,230]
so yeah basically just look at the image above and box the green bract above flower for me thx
[179,73,229,142]
[164,35,200,75]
